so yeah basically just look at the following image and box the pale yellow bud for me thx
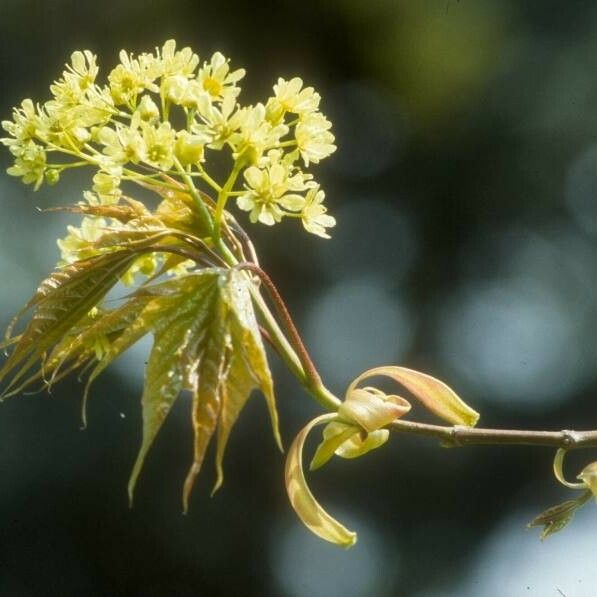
[137,95,160,122]
[162,75,189,105]
[175,131,206,166]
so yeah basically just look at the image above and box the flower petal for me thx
[279,193,305,211]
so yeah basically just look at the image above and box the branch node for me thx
[449,425,467,447]
[562,429,581,448]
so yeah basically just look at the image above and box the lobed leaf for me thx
[125,272,222,502]
[122,269,281,508]
[1,256,280,513]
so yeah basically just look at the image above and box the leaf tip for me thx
[211,465,224,497]
[341,532,358,549]
[183,462,200,513]
[127,485,135,509]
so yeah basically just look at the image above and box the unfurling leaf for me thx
[338,387,411,432]
[1,257,280,511]
[578,462,597,502]
[346,366,479,427]
[0,250,138,397]
[285,414,357,548]
[46,197,151,223]
[528,491,592,540]
[114,269,281,508]
[553,449,586,490]
[311,386,410,471]
[310,422,361,471]
[553,449,597,502]
[310,421,390,471]
[334,428,390,459]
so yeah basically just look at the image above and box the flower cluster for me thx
[1,40,337,244]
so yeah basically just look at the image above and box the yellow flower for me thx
[109,50,159,106]
[98,122,146,165]
[194,94,245,149]
[51,51,99,105]
[6,141,46,190]
[196,52,245,101]
[157,39,199,78]
[92,169,122,205]
[175,130,209,166]
[3,40,340,241]
[267,77,321,122]
[161,74,191,105]
[1,99,39,154]
[229,103,288,164]
[142,122,176,170]
[237,163,307,225]
[57,216,107,263]
[301,187,335,238]
[295,112,336,166]
[135,95,160,122]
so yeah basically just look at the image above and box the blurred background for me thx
[2,0,597,595]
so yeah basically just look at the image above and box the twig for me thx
[389,420,597,449]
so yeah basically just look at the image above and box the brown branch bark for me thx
[389,419,597,449]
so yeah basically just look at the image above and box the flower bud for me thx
[175,131,206,165]
[162,75,189,105]
[137,95,160,122]
[45,168,60,186]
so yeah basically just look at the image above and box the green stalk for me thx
[213,160,244,252]
[173,157,215,234]
[250,287,340,411]
[178,159,340,412]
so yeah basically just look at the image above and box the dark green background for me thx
[1,1,597,595]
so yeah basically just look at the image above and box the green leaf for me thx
[333,428,390,460]
[2,259,279,511]
[126,272,222,503]
[185,269,283,501]
[346,366,480,427]
[285,414,357,548]
[0,250,137,396]
[528,491,592,540]
[124,269,280,509]
[182,287,229,510]
[214,270,282,488]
